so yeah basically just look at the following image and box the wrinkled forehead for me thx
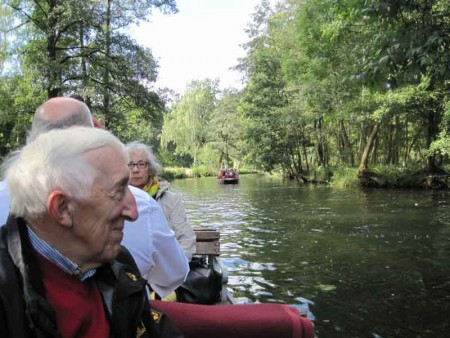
[84,145,129,182]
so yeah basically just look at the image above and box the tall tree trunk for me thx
[358,123,366,157]
[295,142,303,173]
[394,117,400,165]
[79,22,92,108]
[314,117,328,166]
[371,135,379,164]
[404,130,420,165]
[388,116,400,165]
[303,143,309,171]
[103,0,112,128]
[358,123,380,175]
[425,110,440,172]
[293,128,303,174]
[339,120,354,166]
[47,0,60,98]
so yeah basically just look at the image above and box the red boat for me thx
[217,168,239,184]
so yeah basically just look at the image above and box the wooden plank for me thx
[196,241,220,255]
[195,230,220,241]
[194,229,220,255]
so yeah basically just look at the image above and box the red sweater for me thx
[37,253,110,338]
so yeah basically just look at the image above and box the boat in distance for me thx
[217,168,239,184]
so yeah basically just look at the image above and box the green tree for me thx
[161,79,218,166]
[282,0,450,176]
[338,0,450,172]
[0,74,45,156]
[209,89,243,168]
[4,0,177,137]
[237,0,292,172]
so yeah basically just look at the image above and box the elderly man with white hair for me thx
[0,97,188,298]
[0,127,182,337]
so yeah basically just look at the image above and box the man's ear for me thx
[47,191,73,228]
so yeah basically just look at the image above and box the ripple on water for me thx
[247,226,277,234]
[253,291,274,298]
[254,277,277,288]
[233,296,253,304]
[221,242,241,250]
[248,262,277,271]
[228,275,257,289]
[249,283,266,293]
[223,257,248,267]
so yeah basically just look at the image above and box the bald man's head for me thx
[27,97,94,143]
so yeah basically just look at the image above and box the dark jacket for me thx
[0,216,182,338]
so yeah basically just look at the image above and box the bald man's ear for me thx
[47,191,73,228]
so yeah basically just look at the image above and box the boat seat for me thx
[194,228,220,256]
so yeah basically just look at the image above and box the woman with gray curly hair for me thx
[125,141,196,261]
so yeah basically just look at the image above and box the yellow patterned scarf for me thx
[143,177,159,198]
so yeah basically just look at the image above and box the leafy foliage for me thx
[0,0,449,181]
[160,79,218,167]
[2,0,176,144]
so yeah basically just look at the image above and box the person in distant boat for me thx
[125,142,196,261]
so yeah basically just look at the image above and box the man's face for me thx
[128,151,150,189]
[71,145,138,267]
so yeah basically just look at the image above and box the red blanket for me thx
[151,300,314,338]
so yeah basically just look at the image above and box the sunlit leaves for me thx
[2,0,177,143]
[160,79,218,166]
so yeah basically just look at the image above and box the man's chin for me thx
[103,242,123,261]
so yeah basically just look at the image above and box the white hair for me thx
[125,141,161,176]
[3,127,126,218]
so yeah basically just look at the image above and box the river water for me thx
[171,174,450,337]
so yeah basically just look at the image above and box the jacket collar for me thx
[96,250,148,300]
[6,216,60,337]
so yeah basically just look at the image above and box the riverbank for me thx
[162,165,449,190]
[300,166,450,190]
[357,168,450,189]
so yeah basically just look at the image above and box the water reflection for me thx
[173,175,450,337]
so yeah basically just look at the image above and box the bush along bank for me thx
[293,166,450,190]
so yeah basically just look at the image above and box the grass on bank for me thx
[329,167,360,188]
[161,165,258,180]
[307,164,446,188]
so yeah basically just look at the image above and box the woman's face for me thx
[128,151,150,189]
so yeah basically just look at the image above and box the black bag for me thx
[175,257,222,304]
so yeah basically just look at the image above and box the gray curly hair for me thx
[125,141,161,177]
